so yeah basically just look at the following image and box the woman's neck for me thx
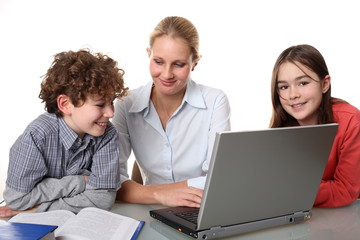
[151,88,185,129]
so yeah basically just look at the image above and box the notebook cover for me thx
[0,221,57,240]
[130,221,145,240]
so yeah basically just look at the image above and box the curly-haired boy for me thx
[0,49,127,217]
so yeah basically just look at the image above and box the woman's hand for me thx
[117,180,203,207]
[154,186,203,208]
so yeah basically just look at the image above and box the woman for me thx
[113,16,231,207]
[269,44,360,207]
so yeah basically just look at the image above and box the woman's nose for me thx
[162,66,174,79]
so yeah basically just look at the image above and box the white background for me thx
[1,0,359,200]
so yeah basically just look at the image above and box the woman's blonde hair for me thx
[149,16,200,61]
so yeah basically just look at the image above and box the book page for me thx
[9,210,75,227]
[56,207,142,240]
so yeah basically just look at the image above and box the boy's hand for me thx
[83,175,89,183]
[0,205,38,218]
[0,205,21,218]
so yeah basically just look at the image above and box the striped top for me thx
[6,112,120,193]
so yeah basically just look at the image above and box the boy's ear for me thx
[57,94,72,115]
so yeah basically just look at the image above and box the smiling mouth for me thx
[291,102,306,108]
[160,79,176,86]
[96,122,108,126]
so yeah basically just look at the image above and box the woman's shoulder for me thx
[115,82,152,114]
[123,82,152,101]
[192,80,227,97]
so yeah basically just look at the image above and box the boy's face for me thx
[62,95,115,138]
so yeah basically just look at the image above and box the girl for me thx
[269,44,360,207]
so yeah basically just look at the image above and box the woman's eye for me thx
[278,85,288,90]
[154,59,163,65]
[174,63,185,67]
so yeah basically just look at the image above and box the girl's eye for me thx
[278,85,288,90]
[96,104,105,108]
[299,81,309,86]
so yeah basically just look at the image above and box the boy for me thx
[0,49,127,218]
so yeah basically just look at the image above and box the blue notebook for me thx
[0,221,57,240]
[7,207,144,239]
[131,220,145,240]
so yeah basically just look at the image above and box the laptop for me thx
[150,123,338,239]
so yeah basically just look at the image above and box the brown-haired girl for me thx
[270,44,360,207]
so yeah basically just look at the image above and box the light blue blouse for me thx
[113,80,231,189]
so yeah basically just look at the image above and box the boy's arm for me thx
[37,185,117,213]
[4,175,86,211]
[36,125,121,213]
[5,176,116,214]
[6,133,88,211]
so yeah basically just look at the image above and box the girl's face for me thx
[147,35,197,98]
[277,61,330,126]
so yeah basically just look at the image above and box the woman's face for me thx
[147,35,197,98]
[276,61,330,126]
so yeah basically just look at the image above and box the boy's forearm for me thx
[37,185,117,213]
[4,175,86,210]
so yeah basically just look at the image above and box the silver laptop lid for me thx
[197,124,338,230]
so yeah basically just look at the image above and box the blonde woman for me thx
[113,16,231,208]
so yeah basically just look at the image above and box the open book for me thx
[8,207,145,240]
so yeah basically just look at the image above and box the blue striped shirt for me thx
[6,113,120,193]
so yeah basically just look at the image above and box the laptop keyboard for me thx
[175,210,199,224]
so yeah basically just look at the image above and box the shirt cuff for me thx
[187,176,206,189]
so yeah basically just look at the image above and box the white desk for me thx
[111,199,360,240]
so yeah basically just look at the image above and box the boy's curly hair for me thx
[39,49,127,117]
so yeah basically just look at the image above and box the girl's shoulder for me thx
[332,101,359,114]
[332,101,360,125]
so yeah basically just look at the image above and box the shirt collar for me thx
[59,116,94,150]
[183,80,207,109]
[129,80,206,115]
[129,81,153,114]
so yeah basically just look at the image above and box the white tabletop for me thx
[111,199,360,240]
